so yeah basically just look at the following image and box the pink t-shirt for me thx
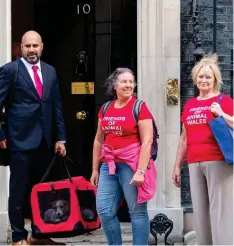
[181,94,233,164]
[98,96,152,150]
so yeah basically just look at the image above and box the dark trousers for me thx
[8,139,53,242]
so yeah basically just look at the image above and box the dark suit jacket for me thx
[0,58,66,151]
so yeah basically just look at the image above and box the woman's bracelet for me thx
[136,169,145,174]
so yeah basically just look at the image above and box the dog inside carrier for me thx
[38,188,70,224]
[31,154,101,238]
[77,190,97,221]
[68,175,98,222]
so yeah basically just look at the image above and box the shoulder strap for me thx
[8,61,18,106]
[102,99,145,121]
[102,100,112,117]
[217,94,224,103]
[133,99,144,122]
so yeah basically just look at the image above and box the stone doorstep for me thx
[183,231,197,246]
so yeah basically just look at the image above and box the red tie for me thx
[32,65,43,98]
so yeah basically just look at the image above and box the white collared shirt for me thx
[21,57,43,87]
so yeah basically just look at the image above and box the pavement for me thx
[6,221,184,245]
[6,223,132,245]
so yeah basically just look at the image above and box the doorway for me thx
[12,0,137,222]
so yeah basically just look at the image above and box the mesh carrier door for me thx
[38,188,71,224]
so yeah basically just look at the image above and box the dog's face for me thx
[53,200,68,218]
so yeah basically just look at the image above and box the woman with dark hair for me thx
[90,68,157,245]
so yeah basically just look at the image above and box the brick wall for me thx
[180,0,233,209]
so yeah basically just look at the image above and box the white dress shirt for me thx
[20,57,43,87]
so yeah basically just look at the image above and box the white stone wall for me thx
[163,0,181,209]
[137,0,183,241]
[0,0,11,242]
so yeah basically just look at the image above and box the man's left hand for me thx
[55,142,66,156]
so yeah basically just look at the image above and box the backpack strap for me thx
[102,99,144,121]
[133,99,144,122]
[217,94,224,103]
[133,99,159,138]
[102,100,112,117]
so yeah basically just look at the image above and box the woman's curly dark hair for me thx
[104,68,135,98]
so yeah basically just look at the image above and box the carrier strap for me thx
[39,153,78,183]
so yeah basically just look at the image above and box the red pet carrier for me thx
[31,154,101,238]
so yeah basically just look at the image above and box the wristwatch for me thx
[137,169,145,174]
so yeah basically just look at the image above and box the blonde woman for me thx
[172,54,233,245]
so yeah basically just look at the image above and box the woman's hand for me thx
[130,172,145,186]
[90,170,99,187]
[211,101,234,129]
[172,166,181,188]
[210,102,224,117]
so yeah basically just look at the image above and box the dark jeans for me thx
[8,139,53,242]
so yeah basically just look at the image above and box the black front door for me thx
[33,0,137,180]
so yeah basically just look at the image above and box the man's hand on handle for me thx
[0,139,7,149]
[55,142,66,157]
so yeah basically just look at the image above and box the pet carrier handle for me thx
[63,159,73,182]
[39,153,58,183]
[39,152,73,183]
[62,155,87,178]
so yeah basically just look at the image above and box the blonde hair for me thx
[191,53,223,92]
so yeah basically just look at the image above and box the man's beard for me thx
[25,53,40,64]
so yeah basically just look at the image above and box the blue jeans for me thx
[96,163,150,245]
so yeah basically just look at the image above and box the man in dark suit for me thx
[0,31,67,245]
